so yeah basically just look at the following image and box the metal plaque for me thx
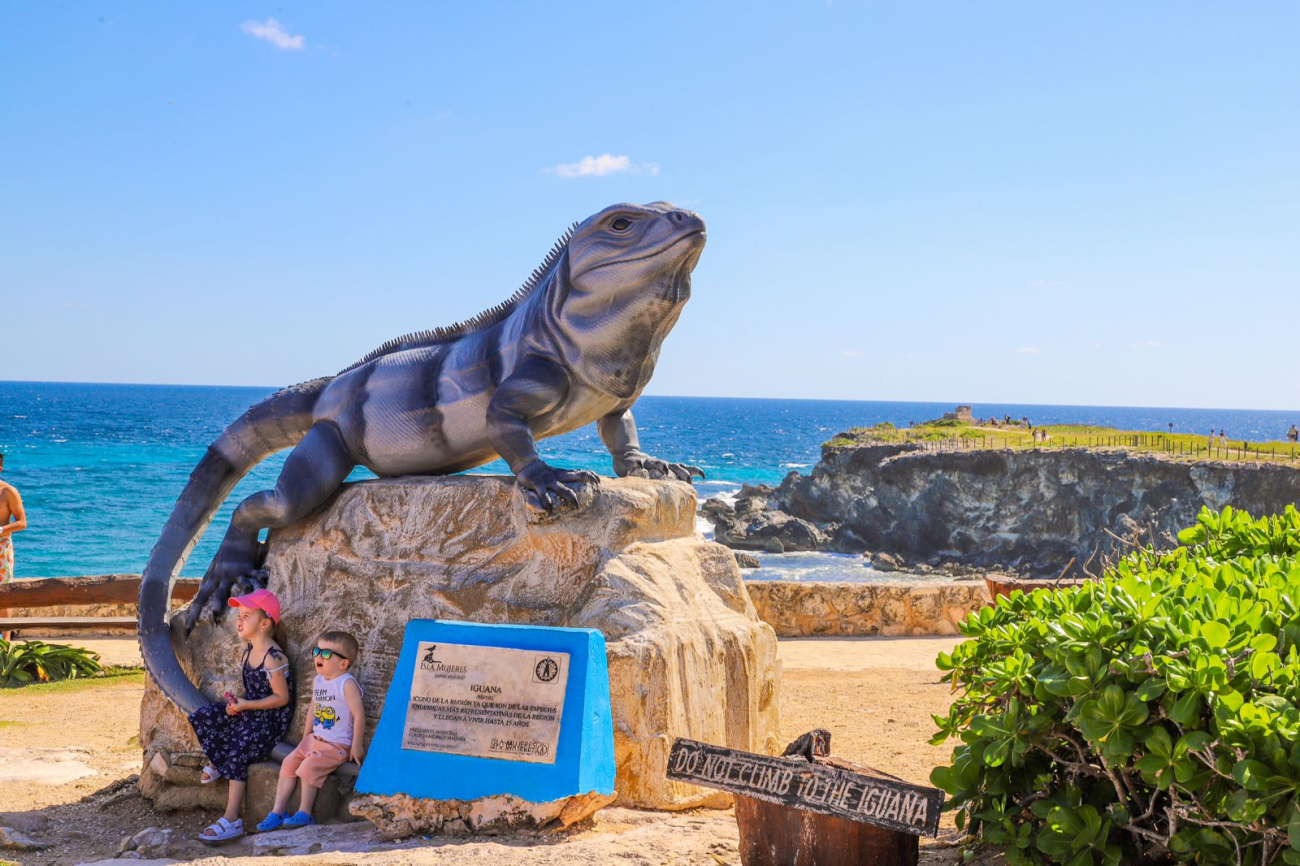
[402,641,570,764]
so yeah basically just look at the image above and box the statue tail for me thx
[138,377,330,714]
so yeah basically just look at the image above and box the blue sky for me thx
[3,3,1297,409]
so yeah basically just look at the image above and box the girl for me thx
[187,588,295,843]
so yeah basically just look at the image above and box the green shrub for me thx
[931,506,1300,865]
[0,638,104,687]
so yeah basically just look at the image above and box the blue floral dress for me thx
[188,644,295,782]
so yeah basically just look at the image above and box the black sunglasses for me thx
[312,646,348,661]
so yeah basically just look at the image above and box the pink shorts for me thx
[280,734,348,788]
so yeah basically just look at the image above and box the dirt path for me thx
[0,636,999,866]
[778,636,964,793]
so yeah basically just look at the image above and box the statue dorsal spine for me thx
[337,223,578,375]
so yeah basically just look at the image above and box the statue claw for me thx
[615,451,705,484]
[517,461,598,513]
[183,533,264,637]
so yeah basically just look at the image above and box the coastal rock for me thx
[768,441,1300,576]
[709,501,827,553]
[868,552,903,572]
[733,552,761,569]
[349,790,616,839]
[139,476,780,813]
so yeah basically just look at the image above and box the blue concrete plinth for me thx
[356,619,615,802]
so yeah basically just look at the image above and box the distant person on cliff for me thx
[1288,425,1298,443]
[0,452,29,641]
[1219,430,1228,447]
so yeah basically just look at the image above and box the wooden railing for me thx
[0,575,200,631]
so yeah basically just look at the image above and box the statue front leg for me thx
[487,356,598,513]
[599,408,705,483]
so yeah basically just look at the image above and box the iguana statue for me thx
[139,201,707,713]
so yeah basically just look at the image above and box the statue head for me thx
[565,201,706,309]
[547,202,706,398]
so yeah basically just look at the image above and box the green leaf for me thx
[1201,621,1231,649]
[1169,692,1201,727]
[1135,679,1166,701]
[1232,759,1270,791]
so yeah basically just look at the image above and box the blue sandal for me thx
[282,811,315,829]
[256,812,286,832]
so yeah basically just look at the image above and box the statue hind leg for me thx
[185,422,355,632]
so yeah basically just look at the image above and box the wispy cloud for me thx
[547,154,660,179]
[1131,340,1166,350]
[1015,347,1041,355]
[241,18,304,50]
[1030,279,1066,288]
[841,349,862,358]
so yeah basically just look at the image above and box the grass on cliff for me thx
[823,421,1300,464]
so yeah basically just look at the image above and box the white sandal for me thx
[198,816,243,843]
[200,765,222,784]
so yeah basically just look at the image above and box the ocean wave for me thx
[780,462,811,468]
[742,550,882,583]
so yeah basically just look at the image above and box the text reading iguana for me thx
[140,201,706,712]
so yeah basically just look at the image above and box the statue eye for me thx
[611,218,632,231]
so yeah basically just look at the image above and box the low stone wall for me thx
[745,579,989,637]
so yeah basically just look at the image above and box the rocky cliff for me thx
[709,441,1300,576]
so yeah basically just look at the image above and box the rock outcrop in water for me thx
[707,438,1300,576]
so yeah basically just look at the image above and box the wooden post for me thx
[735,796,918,866]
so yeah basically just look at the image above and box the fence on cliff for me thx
[903,432,1300,464]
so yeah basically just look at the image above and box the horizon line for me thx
[2,378,1296,416]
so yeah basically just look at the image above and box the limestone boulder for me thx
[140,476,780,814]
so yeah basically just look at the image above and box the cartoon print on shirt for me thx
[315,704,338,730]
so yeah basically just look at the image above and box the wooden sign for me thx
[667,738,943,838]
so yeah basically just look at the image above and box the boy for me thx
[257,630,365,830]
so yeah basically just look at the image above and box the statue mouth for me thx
[669,239,704,304]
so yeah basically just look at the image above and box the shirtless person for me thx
[0,452,29,641]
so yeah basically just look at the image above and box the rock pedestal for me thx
[139,476,781,824]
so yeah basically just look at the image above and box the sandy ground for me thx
[0,635,1002,866]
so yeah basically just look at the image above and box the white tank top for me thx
[311,673,361,746]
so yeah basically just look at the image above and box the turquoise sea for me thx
[1,380,1296,580]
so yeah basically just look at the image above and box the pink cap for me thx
[228,588,282,624]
